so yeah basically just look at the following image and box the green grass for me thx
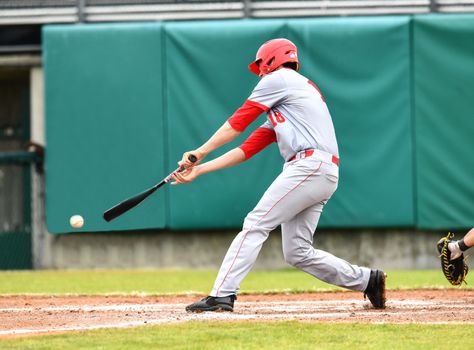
[3,322,474,350]
[0,269,467,295]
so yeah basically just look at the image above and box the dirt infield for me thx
[1,289,473,337]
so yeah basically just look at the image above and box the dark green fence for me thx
[43,15,474,233]
[0,153,36,269]
[0,70,34,269]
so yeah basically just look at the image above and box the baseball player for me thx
[172,38,386,312]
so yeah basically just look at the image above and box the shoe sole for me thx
[375,272,387,309]
[186,305,233,313]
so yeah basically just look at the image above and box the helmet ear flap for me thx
[248,59,262,76]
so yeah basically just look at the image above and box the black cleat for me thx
[364,269,386,309]
[185,295,236,313]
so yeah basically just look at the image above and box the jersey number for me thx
[268,110,286,127]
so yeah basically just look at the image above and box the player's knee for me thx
[283,247,309,267]
[242,218,275,235]
[283,254,299,267]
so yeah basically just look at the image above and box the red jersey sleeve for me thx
[239,127,276,159]
[227,100,269,132]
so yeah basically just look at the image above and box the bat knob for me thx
[188,154,198,163]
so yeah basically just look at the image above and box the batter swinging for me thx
[172,38,386,312]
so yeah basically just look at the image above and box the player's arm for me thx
[179,100,267,168]
[172,148,245,184]
[172,126,276,184]
[464,228,474,247]
[180,121,240,167]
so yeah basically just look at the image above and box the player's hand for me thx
[171,166,200,185]
[179,150,204,169]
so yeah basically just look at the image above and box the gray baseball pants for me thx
[210,152,371,297]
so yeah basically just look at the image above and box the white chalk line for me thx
[0,299,472,313]
[1,299,473,336]
[188,311,474,323]
[0,319,174,336]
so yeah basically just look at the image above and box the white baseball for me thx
[70,215,84,228]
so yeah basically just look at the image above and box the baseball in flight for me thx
[69,215,84,228]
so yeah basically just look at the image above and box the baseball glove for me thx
[437,232,468,286]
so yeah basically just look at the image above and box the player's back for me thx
[265,68,339,159]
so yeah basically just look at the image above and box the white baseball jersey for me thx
[248,68,339,161]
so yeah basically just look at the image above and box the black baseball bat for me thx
[103,154,197,222]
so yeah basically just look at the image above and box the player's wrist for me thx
[196,147,209,159]
[194,164,206,176]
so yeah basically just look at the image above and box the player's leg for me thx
[281,203,370,292]
[185,157,385,312]
[464,228,474,246]
[281,202,386,308]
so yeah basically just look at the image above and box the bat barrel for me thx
[103,153,198,222]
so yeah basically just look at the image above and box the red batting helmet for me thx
[248,38,299,76]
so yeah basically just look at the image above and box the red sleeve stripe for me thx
[239,127,277,159]
[227,100,267,132]
[246,99,270,112]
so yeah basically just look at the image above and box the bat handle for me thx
[177,154,198,172]
[165,154,199,182]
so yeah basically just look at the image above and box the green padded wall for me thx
[414,14,474,229]
[44,23,167,233]
[288,17,414,227]
[165,20,285,229]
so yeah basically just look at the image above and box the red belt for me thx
[289,149,339,166]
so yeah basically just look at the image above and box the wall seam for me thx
[409,16,419,229]
[161,23,170,229]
